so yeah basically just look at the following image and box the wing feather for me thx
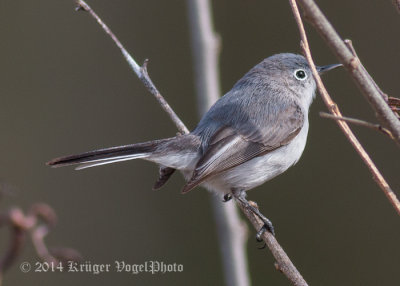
[182,103,304,193]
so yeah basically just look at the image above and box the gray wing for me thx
[182,103,304,193]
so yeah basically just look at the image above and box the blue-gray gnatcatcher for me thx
[48,53,341,237]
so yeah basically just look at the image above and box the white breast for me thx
[202,119,310,194]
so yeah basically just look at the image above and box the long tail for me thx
[47,135,200,171]
[47,139,170,170]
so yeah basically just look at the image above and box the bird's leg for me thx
[222,193,232,202]
[232,189,275,239]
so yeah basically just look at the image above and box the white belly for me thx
[202,120,309,193]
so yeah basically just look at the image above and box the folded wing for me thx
[182,103,304,193]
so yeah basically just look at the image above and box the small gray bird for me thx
[48,53,340,237]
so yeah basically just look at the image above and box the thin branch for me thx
[28,204,58,263]
[296,0,400,147]
[0,204,80,283]
[343,23,400,121]
[31,225,57,263]
[343,39,389,102]
[237,201,308,286]
[76,1,309,285]
[388,97,400,119]
[289,0,400,216]
[319,112,394,139]
[344,36,400,121]
[0,209,28,274]
[187,1,250,286]
[75,0,189,135]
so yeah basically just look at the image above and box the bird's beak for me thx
[317,63,342,75]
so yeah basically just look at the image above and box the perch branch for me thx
[296,0,400,146]
[237,201,308,286]
[75,1,309,285]
[289,0,400,215]
[319,112,394,139]
[75,0,189,135]
[187,1,250,285]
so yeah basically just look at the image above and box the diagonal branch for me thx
[342,40,388,102]
[76,1,189,135]
[289,0,400,215]
[75,1,309,285]
[342,39,400,120]
[296,0,400,147]
[237,201,308,286]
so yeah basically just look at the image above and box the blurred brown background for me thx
[0,0,399,285]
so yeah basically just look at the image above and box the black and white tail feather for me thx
[47,135,200,173]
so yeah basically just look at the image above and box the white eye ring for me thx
[294,69,307,81]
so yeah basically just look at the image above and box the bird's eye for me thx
[294,69,307,81]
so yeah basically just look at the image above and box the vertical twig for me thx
[187,1,250,286]
[289,0,400,215]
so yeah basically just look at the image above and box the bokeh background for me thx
[0,0,399,285]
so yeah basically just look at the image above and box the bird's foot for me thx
[256,218,275,237]
[232,189,275,244]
